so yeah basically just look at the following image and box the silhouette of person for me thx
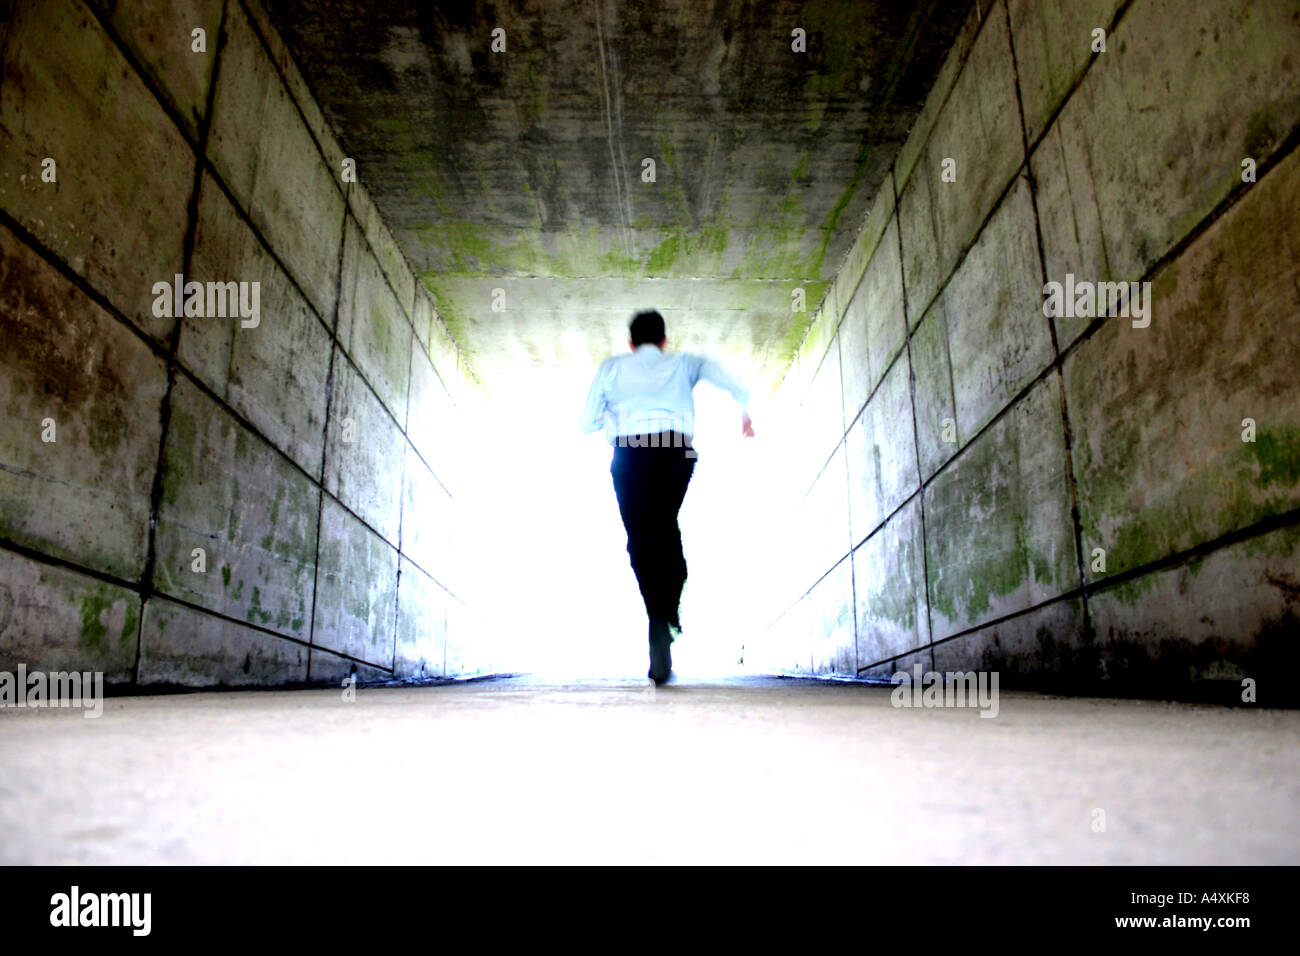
[580,310,753,683]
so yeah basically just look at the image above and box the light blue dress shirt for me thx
[580,344,750,443]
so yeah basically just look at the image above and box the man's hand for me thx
[741,413,755,438]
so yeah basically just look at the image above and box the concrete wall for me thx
[0,0,488,687]
[748,0,1300,701]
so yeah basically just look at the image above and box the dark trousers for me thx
[610,432,696,628]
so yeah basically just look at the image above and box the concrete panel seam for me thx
[898,116,1300,521]
[134,0,232,687]
[196,171,425,474]
[835,329,859,674]
[1016,0,1139,162]
[768,552,855,635]
[81,0,207,154]
[338,205,425,362]
[0,216,322,510]
[781,0,978,387]
[305,184,351,683]
[842,341,909,449]
[238,0,346,205]
[0,537,139,597]
[859,506,1300,674]
[148,588,391,673]
[904,148,1030,327]
[1003,0,1095,647]
[892,0,993,199]
[881,588,1079,672]
[1051,120,1300,371]
[892,161,938,670]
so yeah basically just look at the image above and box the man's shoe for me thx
[648,618,673,684]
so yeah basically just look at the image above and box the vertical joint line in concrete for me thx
[305,187,352,683]
[133,0,231,685]
[892,163,936,673]
[833,333,860,675]
[389,329,416,674]
[1003,0,1093,643]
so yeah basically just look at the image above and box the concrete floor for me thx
[2,676,1297,865]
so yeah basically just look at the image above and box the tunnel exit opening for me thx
[455,365,770,681]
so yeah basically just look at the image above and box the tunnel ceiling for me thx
[264,0,970,387]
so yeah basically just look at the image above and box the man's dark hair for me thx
[629,310,666,347]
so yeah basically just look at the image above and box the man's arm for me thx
[579,360,611,434]
[696,355,750,411]
[694,354,755,437]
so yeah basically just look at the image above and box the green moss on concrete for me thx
[248,585,269,626]
[643,222,731,276]
[161,400,198,509]
[79,591,113,651]
[1251,426,1300,489]
[1084,427,1300,581]
[924,388,1072,630]
[79,587,137,653]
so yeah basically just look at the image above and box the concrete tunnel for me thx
[1,0,1299,870]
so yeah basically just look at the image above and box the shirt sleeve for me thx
[579,360,611,434]
[694,354,750,413]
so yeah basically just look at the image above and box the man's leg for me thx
[661,446,695,630]
[611,442,694,624]
[610,446,658,617]
[610,437,695,681]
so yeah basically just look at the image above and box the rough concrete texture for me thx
[312,496,399,666]
[908,296,959,481]
[838,217,906,424]
[323,350,405,547]
[308,645,392,686]
[337,215,412,425]
[1,0,482,688]
[1039,0,1300,290]
[346,172,417,322]
[90,0,225,141]
[924,378,1077,641]
[939,175,1050,441]
[892,2,983,192]
[207,0,345,321]
[853,495,929,666]
[1,0,1297,701]
[394,557,448,679]
[759,0,1300,698]
[0,0,191,344]
[1005,0,1125,145]
[896,1,1022,321]
[1088,526,1300,698]
[241,0,351,189]
[808,556,854,676]
[138,596,308,687]
[1066,146,1300,581]
[4,677,1298,864]
[155,378,318,641]
[0,223,167,582]
[0,549,140,684]
[932,598,1088,684]
[182,171,332,479]
[844,352,915,544]
[261,0,972,385]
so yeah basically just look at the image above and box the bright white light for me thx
[453,361,777,679]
